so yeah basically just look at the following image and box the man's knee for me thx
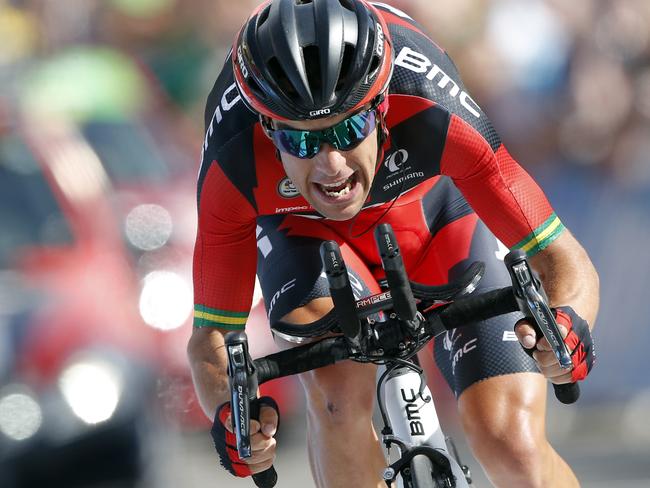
[465,411,543,477]
[459,374,549,486]
[279,298,377,424]
[301,360,377,424]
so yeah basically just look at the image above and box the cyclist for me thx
[187,1,598,487]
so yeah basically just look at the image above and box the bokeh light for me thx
[59,359,122,425]
[125,204,174,251]
[0,389,42,441]
[139,270,192,330]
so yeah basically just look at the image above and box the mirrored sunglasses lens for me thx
[331,110,377,149]
[273,130,320,158]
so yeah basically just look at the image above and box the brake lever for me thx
[225,331,258,458]
[225,332,278,487]
[504,250,580,404]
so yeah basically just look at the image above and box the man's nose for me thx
[314,144,347,176]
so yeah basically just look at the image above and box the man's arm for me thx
[187,326,230,419]
[516,230,600,384]
[529,230,599,328]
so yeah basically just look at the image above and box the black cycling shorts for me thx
[255,177,538,397]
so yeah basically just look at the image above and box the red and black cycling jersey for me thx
[193,3,565,330]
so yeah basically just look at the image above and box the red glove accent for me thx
[212,402,253,477]
[554,306,595,382]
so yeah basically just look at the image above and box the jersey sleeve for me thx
[379,8,566,256]
[440,114,565,256]
[193,55,260,330]
[193,161,258,330]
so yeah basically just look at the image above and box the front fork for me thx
[379,363,471,487]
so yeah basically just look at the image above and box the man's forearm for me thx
[187,327,231,419]
[530,230,600,328]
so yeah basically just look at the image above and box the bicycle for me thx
[225,223,580,487]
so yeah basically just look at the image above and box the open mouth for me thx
[315,173,358,199]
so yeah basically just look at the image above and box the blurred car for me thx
[0,105,297,486]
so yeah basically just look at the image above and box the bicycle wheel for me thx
[407,454,461,488]
[406,454,435,488]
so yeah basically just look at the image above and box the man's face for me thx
[273,112,379,221]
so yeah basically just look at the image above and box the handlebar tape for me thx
[436,287,519,329]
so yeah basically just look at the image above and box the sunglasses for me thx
[267,108,378,159]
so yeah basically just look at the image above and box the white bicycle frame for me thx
[379,363,469,487]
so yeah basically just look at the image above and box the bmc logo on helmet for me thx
[375,23,384,57]
[237,46,249,78]
[309,108,331,117]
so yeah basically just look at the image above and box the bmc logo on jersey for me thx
[384,149,409,173]
[278,177,300,198]
[394,46,482,119]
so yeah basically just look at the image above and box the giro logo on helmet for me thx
[309,108,331,117]
[237,46,248,78]
[376,23,384,57]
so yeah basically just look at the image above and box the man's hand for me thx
[211,396,280,477]
[515,306,595,385]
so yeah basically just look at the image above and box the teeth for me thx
[324,186,351,198]
[321,178,350,189]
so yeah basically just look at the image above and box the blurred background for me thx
[0,0,649,486]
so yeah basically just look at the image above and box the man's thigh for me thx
[256,214,381,342]
[416,178,539,398]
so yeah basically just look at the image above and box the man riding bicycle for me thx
[187,1,598,487]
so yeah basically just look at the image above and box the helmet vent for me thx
[367,53,381,81]
[295,0,313,4]
[257,5,271,27]
[303,45,322,97]
[247,76,266,100]
[268,57,298,100]
[336,43,355,93]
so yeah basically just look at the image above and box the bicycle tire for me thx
[407,453,463,488]
[407,454,436,488]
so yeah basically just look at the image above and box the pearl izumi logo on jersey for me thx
[381,149,424,192]
[278,177,300,198]
[394,46,482,118]
[385,149,409,172]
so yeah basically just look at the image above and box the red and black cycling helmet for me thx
[232,0,393,121]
